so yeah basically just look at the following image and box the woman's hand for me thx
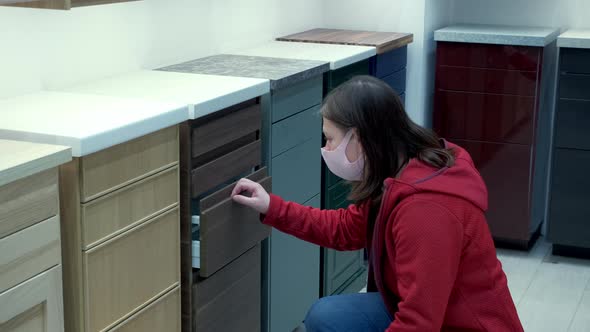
[231,178,270,214]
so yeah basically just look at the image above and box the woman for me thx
[232,76,524,331]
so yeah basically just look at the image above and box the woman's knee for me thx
[304,296,343,332]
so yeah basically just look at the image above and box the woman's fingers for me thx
[232,193,256,206]
[231,178,256,197]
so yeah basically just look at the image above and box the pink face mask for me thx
[321,129,364,182]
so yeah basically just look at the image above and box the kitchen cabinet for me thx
[61,69,271,332]
[160,54,328,332]
[434,24,559,248]
[547,30,590,257]
[0,92,188,332]
[278,28,412,98]
[1,0,139,10]
[0,140,71,332]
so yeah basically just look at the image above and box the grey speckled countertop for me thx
[434,24,560,47]
[558,29,590,49]
[159,54,329,91]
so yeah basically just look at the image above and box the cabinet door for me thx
[548,148,590,248]
[452,139,532,242]
[269,195,321,332]
[323,182,366,296]
[0,265,64,332]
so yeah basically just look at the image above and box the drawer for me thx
[436,42,540,71]
[548,148,590,248]
[436,66,538,96]
[0,215,60,293]
[196,167,271,277]
[0,168,58,238]
[191,99,261,158]
[272,138,321,204]
[81,166,178,249]
[191,139,262,198]
[560,48,590,74]
[434,90,535,144]
[554,99,590,150]
[327,59,371,90]
[381,68,406,94]
[193,245,261,332]
[80,125,179,202]
[371,46,408,78]
[84,207,179,332]
[0,265,63,332]
[271,104,321,157]
[110,287,180,332]
[453,139,532,242]
[272,75,323,123]
[560,73,590,100]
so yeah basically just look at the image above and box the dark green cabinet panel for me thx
[272,75,323,123]
[548,148,590,249]
[271,105,321,157]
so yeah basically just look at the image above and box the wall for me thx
[0,0,323,99]
[322,0,428,126]
[450,0,590,29]
[422,0,452,128]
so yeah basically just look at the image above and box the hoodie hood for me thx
[384,141,488,212]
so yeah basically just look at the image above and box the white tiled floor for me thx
[297,238,590,332]
[497,239,590,332]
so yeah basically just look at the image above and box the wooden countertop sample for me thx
[277,28,413,54]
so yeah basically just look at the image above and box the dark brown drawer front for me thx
[436,66,538,96]
[193,245,261,332]
[198,168,271,278]
[436,42,540,71]
[191,101,261,159]
[191,140,261,198]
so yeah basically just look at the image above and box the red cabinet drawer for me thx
[434,90,536,144]
[436,66,538,96]
[436,42,540,71]
[452,139,532,242]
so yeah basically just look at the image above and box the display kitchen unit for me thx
[433,24,560,248]
[159,56,329,332]
[0,140,71,332]
[547,29,590,257]
[230,40,383,330]
[0,92,188,332]
[278,28,413,102]
[61,69,271,332]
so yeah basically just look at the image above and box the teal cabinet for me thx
[263,77,324,332]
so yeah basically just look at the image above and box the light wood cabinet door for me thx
[0,215,61,293]
[0,169,58,239]
[110,287,180,332]
[0,265,64,332]
[83,207,180,332]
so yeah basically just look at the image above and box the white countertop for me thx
[0,140,71,187]
[63,70,270,119]
[435,24,560,47]
[0,91,188,157]
[558,29,590,49]
[232,41,376,70]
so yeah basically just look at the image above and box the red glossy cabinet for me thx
[434,41,552,248]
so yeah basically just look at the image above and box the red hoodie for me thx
[262,142,524,331]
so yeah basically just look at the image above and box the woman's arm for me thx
[232,178,367,251]
[263,194,368,251]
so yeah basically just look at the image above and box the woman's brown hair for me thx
[321,75,455,203]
